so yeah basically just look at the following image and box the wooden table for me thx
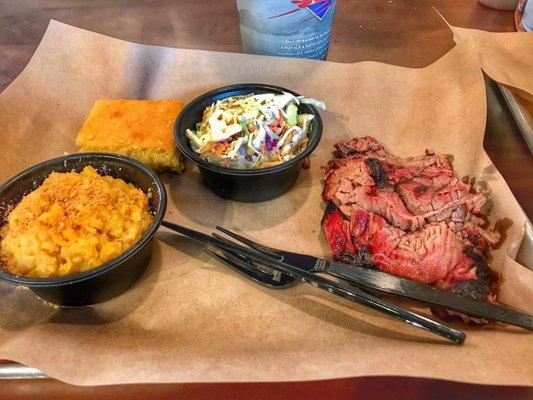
[0,1,532,398]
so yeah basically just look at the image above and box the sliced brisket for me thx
[324,136,499,243]
[321,136,501,323]
[322,203,475,284]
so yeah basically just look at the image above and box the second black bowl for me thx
[174,83,323,202]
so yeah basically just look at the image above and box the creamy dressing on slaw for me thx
[186,92,324,169]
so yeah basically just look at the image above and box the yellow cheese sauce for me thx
[0,166,152,278]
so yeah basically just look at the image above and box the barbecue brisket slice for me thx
[334,135,452,169]
[321,136,501,323]
[321,202,499,323]
[323,156,426,231]
[322,203,477,285]
[323,137,499,249]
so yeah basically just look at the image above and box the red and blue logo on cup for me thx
[270,0,336,21]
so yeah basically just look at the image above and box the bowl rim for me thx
[174,83,323,176]
[0,152,167,287]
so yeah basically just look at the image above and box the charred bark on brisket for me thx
[338,246,375,269]
[364,158,392,189]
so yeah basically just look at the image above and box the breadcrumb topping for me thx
[0,166,152,278]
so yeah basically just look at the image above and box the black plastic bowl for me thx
[0,153,167,306]
[174,83,323,202]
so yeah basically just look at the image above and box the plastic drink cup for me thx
[516,0,533,31]
[236,0,337,60]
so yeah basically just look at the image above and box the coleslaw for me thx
[186,92,325,169]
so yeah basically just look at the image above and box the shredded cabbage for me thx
[186,92,324,169]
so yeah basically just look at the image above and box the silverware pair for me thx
[161,221,533,344]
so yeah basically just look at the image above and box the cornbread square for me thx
[76,99,185,172]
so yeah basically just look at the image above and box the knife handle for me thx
[316,260,533,331]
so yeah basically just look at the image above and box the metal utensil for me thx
[161,220,466,344]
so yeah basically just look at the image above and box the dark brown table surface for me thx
[0,1,532,399]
